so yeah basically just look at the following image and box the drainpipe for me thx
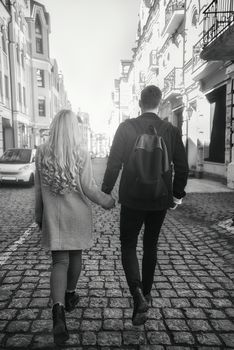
[7,0,16,148]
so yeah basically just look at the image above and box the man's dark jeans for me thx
[120,205,167,296]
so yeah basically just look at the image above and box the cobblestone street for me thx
[0,158,234,349]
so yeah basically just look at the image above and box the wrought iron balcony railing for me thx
[164,0,185,32]
[203,0,234,47]
[163,67,183,98]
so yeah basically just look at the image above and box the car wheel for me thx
[28,173,34,186]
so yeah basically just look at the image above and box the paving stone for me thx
[139,346,164,350]
[184,308,207,319]
[31,319,52,333]
[8,298,30,308]
[147,332,171,345]
[7,320,31,333]
[173,332,195,345]
[109,297,130,308]
[103,319,124,330]
[97,332,122,346]
[81,331,96,346]
[80,320,102,331]
[145,320,166,331]
[103,308,123,319]
[123,331,146,345]
[31,334,54,349]
[211,319,234,331]
[152,298,171,308]
[220,333,234,347]
[66,318,80,331]
[5,334,33,348]
[0,309,18,320]
[212,298,233,308]
[187,319,211,331]
[196,333,222,346]
[29,298,49,308]
[166,319,189,331]
[0,321,8,331]
[83,307,102,319]
[163,308,184,319]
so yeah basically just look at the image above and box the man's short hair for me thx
[140,85,162,110]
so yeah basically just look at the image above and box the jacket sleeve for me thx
[172,128,189,199]
[101,123,126,194]
[80,150,113,207]
[35,150,43,226]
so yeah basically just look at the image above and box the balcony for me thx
[192,37,222,80]
[164,0,185,35]
[200,0,234,61]
[163,67,183,100]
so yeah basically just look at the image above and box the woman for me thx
[35,109,114,345]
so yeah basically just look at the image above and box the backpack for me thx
[125,119,170,201]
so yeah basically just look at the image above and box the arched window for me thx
[192,9,198,27]
[35,14,43,53]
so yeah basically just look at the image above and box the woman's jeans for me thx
[120,205,167,296]
[51,250,82,305]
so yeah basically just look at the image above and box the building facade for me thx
[0,0,12,155]
[0,0,70,155]
[112,0,234,187]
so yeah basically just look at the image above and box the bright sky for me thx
[39,0,141,133]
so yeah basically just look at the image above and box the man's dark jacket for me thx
[102,113,189,210]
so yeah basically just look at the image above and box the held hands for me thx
[101,193,115,210]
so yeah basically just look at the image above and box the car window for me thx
[0,149,32,164]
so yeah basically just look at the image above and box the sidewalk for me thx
[186,178,234,193]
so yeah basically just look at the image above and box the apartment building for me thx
[0,0,12,155]
[0,0,70,155]
[112,0,234,187]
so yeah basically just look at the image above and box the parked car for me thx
[0,148,36,186]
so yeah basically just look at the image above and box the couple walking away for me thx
[35,85,189,345]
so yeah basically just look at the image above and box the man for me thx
[102,85,189,325]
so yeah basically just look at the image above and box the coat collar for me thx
[139,112,161,121]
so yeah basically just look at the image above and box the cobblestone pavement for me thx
[0,158,234,349]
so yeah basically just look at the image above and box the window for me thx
[16,45,20,63]
[35,15,43,54]
[38,97,46,116]
[2,33,6,54]
[21,51,24,68]
[23,87,26,106]
[0,72,3,99]
[18,83,22,104]
[192,9,198,27]
[4,75,9,99]
[36,69,44,87]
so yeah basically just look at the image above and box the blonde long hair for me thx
[37,109,83,194]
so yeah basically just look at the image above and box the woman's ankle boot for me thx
[52,303,69,345]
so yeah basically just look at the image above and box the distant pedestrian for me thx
[35,109,115,345]
[102,85,189,325]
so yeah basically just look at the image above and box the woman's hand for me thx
[101,193,115,210]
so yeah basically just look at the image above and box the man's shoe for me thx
[65,291,79,312]
[52,303,69,345]
[132,287,149,326]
